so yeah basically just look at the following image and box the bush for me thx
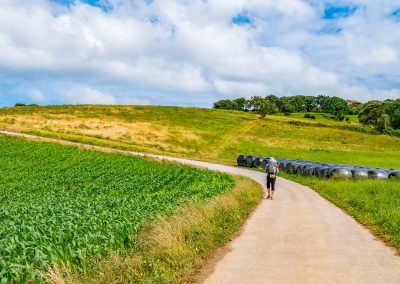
[15,103,39,107]
[288,120,307,126]
[304,113,316,119]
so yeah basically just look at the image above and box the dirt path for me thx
[1,130,400,283]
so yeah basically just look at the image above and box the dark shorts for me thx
[266,175,276,191]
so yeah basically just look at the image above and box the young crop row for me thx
[0,136,234,283]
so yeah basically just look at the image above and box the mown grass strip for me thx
[281,173,400,253]
[43,177,262,283]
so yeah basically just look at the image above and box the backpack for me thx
[266,163,277,175]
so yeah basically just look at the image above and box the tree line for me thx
[213,95,354,120]
[213,95,400,132]
[358,99,400,132]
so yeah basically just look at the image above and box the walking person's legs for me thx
[266,176,271,199]
[270,178,276,200]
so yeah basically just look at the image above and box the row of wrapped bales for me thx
[237,154,400,180]
[277,159,400,179]
[237,155,271,168]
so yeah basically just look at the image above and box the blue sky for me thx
[323,4,358,19]
[0,0,400,107]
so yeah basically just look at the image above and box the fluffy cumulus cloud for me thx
[0,0,399,106]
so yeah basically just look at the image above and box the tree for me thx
[358,101,385,127]
[247,96,263,112]
[232,97,247,111]
[385,99,400,129]
[247,96,278,117]
[276,96,295,113]
[213,99,237,110]
[288,96,307,112]
[265,95,279,106]
[376,114,390,131]
[320,96,349,116]
[304,96,318,112]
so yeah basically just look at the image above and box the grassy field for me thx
[1,105,400,168]
[0,135,262,283]
[281,173,400,252]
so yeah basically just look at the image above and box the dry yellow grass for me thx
[0,113,201,154]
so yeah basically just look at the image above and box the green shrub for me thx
[303,113,316,119]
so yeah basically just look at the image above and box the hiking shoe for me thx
[266,195,271,199]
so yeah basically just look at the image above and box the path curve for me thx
[1,130,400,283]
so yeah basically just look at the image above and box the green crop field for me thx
[0,135,236,283]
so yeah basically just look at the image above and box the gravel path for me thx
[1,130,400,283]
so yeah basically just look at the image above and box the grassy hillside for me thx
[0,135,261,283]
[1,105,400,168]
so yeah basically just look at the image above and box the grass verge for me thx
[44,176,263,283]
[280,173,400,253]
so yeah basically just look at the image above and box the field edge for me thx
[42,176,263,283]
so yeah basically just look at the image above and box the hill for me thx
[1,105,400,168]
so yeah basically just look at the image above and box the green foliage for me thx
[213,99,238,110]
[319,96,349,116]
[0,136,234,283]
[247,96,279,117]
[376,114,390,131]
[359,99,400,131]
[333,111,346,121]
[277,98,296,113]
[213,97,248,111]
[232,97,247,111]
[384,99,400,129]
[303,113,316,119]
[15,103,39,107]
[358,101,385,127]
[212,95,352,117]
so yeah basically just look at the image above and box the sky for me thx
[0,0,400,107]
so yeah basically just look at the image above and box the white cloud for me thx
[29,89,45,102]
[60,85,117,105]
[351,46,398,66]
[0,0,399,106]
[214,80,268,97]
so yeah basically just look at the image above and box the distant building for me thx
[346,99,362,107]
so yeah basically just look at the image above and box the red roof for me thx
[346,99,361,104]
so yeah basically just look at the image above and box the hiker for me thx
[265,157,279,200]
